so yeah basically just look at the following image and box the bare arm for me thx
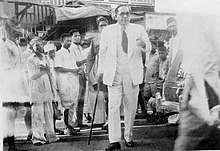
[55,66,81,74]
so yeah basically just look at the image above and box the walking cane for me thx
[88,83,100,145]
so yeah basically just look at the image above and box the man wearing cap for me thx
[27,40,59,145]
[97,4,151,150]
[44,41,63,134]
[21,36,39,140]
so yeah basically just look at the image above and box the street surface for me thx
[3,108,177,151]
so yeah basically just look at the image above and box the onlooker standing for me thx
[143,46,159,107]
[44,42,63,135]
[87,16,109,126]
[27,40,59,145]
[163,17,184,124]
[21,35,39,140]
[55,33,83,135]
[1,18,30,151]
[69,29,89,127]
[97,5,151,150]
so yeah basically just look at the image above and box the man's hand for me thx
[39,64,50,74]
[74,68,84,75]
[136,39,146,49]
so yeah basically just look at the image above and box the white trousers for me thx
[2,107,18,137]
[89,90,106,124]
[108,81,139,143]
[31,102,59,144]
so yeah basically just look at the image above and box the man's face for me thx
[158,51,167,61]
[98,21,108,33]
[167,21,178,36]
[116,6,130,26]
[35,41,44,53]
[72,32,81,44]
[49,50,55,59]
[63,36,72,49]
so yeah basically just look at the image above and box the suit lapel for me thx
[112,25,117,57]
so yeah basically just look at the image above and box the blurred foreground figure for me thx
[0,18,30,151]
[174,13,220,150]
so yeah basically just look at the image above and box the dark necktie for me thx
[121,29,128,54]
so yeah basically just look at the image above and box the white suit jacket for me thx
[98,23,151,86]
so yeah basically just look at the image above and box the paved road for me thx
[4,112,177,151]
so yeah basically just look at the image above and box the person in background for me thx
[147,45,169,123]
[21,35,39,141]
[1,17,30,151]
[162,17,184,124]
[55,33,83,135]
[44,42,63,135]
[166,17,181,67]
[143,44,159,121]
[136,51,148,119]
[86,16,109,127]
[97,4,151,150]
[69,29,89,128]
[27,39,59,145]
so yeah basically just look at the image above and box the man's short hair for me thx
[96,16,109,26]
[60,33,71,42]
[69,29,80,36]
[115,4,131,14]
[158,46,167,52]
[166,17,177,24]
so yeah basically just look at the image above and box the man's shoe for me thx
[64,128,78,135]
[105,142,121,151]
[55,129,64,135]
[125,140,134,148]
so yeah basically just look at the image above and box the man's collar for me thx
[62,46,70,53]
[117,23,129,31]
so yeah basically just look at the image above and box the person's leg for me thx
[83,81,92,123]
[24,106,32,140]
[31,102,47,145]
[123,84,139,142]
[138,83,147,116]
[3,106,18,150]
[44,102,59,143]
[143,83,153,103]
[108,85,123,143]
[77,75,86,126]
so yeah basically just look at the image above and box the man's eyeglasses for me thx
[118,12,130,17]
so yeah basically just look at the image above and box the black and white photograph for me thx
[1,0,220,150]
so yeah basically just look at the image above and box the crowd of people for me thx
[1,4,220,151]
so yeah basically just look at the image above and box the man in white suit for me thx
[97,4,151,150]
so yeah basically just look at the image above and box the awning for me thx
[54,6,111,22]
